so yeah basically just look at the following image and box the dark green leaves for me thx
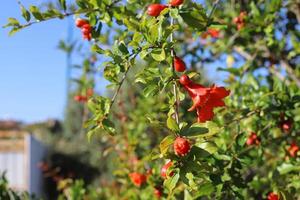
[180,123,209,137]
[86,96,115,139]
[180,3,207,31]
[58,0,67,11]
[20,5,31,22]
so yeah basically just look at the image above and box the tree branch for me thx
[170,12,180,125]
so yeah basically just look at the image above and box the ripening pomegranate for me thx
[174,137,191,156]
[170,0,184,7]
[147,4,167,17]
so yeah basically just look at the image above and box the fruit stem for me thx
[170,15,180,125]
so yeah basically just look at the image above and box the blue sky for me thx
[0,0,72,123]
[0,0,223,124]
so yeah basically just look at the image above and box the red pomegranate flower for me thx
[267,192,279,200]
[201,28,220,39]
[174,56,186,72]
[288,142,299,157]
[179,75,230,123]
[174,137,191,156]
[129,172,147,187]
[161,161,174,178]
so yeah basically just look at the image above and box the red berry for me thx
[288,142,299,157]
[280,120,292,133]
[154,187,163,198]
[174,137,191,156]
[75,18,88,28]
[74,95,82,102]
[174,56,186,72]
[233,17,240,24]
[161,161,174,179]
[267,192,279,200]
[129,172,147,187]
[82,24,92,32]
[179,75,191,86]
[170,0,184,6]
[246,132,260,146]
[83,33,92,41]
[147,4,167,17]
[246,137,254,146]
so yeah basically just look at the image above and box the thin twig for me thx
[108,50,141,112]
[170,14,180,124]
[206,0,221,26]
[13,0,121,29]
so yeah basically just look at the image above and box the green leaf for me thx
[189,146,210,159]
[151,48,166,62]
[164,173,179,192]
[167,116,179,132]
[277,163,300,175]
[104,64,120,83]
[217,67,241,76]
[19,4,31,22]
[59,0,67,10]
[118,42,129,55]
[194,182,214,197]
[102,118,116,135]
[180,4,207,31]
[4,18,20,28]
[160,135,175,155]
[143,84,159,97]
[197,142,218,154]
[8,27,21,36]
[29,6,44,21]
[91,44,105,54]
[181,123,209,137]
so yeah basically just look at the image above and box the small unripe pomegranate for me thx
[174,137,191,156]
[147,4,167,17]
[174,56,186,72]
[179,75,191,86]
[161,161,174,179]
[170,0,184,6]
[267,192,279,200]
[75,18,88,28]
